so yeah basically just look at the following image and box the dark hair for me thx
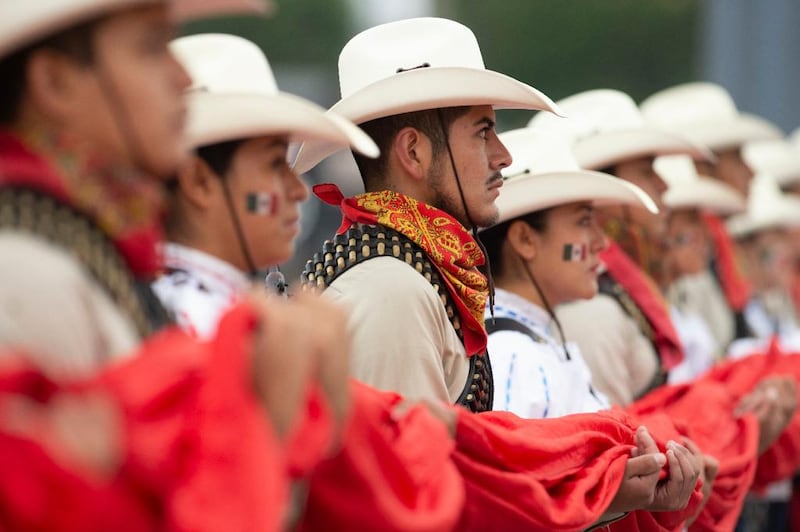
[196,138,248,177]
[352,106,471,187]
[0,17,102,125]
[481,208,552,278]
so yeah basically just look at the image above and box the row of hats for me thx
[8,7,799,239]
[181,18,800,240]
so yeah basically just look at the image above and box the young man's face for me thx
[216,135,309,269]
[664,209,710,281]
[605,156,669,240]
[58,5,190,176]
[428,105,511,228]
[711,148,754,198]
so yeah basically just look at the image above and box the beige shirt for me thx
[667,270,732,360]
[325,256,469,403]
[556,294,659,407]
[0,231,139,379]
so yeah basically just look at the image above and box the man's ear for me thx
[174,156,219,210]
[506,220,538,261]
[24,49,91,123]
[391,126,433,183]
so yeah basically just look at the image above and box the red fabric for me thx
[600,242,684,370]
[702,213,751,312]
[0,131,162,277]
[315,183,489,357]
[700,342,800,491]
[0,304,290,532]
[625,382,760,531]
[0,430,156,532]
[451,408,701,531]
[300,381,464,532]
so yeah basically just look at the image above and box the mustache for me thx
[486,172,503,187]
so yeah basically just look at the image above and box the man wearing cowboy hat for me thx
[0,2,363,528]
[654,154,746,376]
[295,16,562,410]
[641,83,784,353]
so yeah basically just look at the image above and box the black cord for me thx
[220,178,259,277]
[517,254,571,361]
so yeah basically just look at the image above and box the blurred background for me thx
[182,0,800,282]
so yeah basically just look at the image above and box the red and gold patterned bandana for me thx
[0,128,164,277]
[315,184,489,357]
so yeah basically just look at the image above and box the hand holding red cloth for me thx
[451,408,700,531]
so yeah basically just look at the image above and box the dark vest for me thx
[302,224,493,413]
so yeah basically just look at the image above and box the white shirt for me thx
[487,288,608,419]
[151,243,252,340]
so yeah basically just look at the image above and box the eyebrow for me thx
[473,116,496,129]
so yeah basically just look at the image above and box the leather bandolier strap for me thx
[301,224,493,413]
[0,187,171,341]
[597,271,668,399]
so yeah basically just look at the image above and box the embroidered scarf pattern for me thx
[315,184,489,356]
[0,129,164,277]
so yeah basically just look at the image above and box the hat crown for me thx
[500,128,581,179]
[641,82,738,129]
[653,154,700,186]
[747,173,797,218]
[171,33,279,97]
[743,139,800,182]
[338,17,485,100]
[528,89,644,144]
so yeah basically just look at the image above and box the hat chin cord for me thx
[516,253,572,361]
[219,177,260,278]
[93,54,163,179]
[435,108,496,317]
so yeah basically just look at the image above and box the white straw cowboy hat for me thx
[482,128,658,229]
[742,139,800,188]
[527,89,712,171]
[654,155,745,215]
[293,17,562,180]
[171,34,378,159]
[640,82,782,152]
[0,0,271,59]
[726,173,800,238]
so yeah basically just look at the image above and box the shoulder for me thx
[557,294,628,323]
[327,256,442,306]
[0,230,89,288]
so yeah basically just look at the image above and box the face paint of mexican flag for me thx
[562,243,588,262]
[245,192,276,215]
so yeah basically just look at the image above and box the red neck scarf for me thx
[315,184,488,357]
[702,213,751,311]
[600,241,684,370]
[0,129,164,278]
